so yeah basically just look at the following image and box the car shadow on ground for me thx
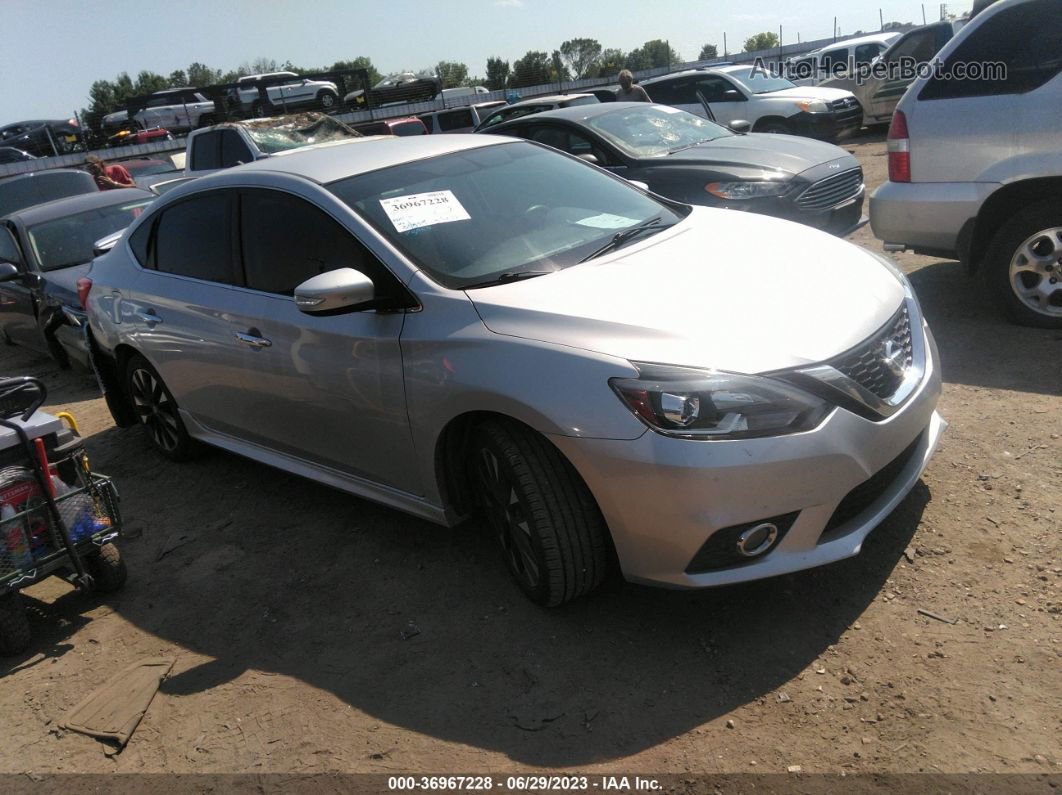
[907,259,1062,396]
[0,372,930,764]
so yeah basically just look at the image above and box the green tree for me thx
[559,37,602,79]
[550,50,569,83]
[168,69,188,87]
[626,39,681,71]
[882,20,913,31]
[595,48,626,78]
[743,32,780,52]
[330,57,381,89]
[187,62,223,86]
[510,50,551,88]
[436,61,469,88]
[698,43,718,60]
[134,70,170,96]
[486,57,510,91]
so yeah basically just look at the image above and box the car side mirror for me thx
[294,267,375,314]
[93,231,124,257]
[723,89,742,100]
[0,262,20,283]
[577,153,600,165]
[627,180,649,191]
[728,120,751,134]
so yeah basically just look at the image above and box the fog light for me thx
[736,523,779,557]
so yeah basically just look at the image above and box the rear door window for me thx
[0,227,22,265]
[153,192,238,284]
[920,0,1062,99]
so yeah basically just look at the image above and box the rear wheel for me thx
[0,593,31,657]
[86,543,127,593]
[470,419,609,606]
[983,200,1062,328]
[124,354,200,461]
[317,91,338,111]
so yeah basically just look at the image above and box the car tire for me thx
[317,91,338,111]
[982,200,1062,328]
[757,119,791,134]
[86,543,127,593]
[0,593,31,657]
[124,353,201,461]
[470,419,609,606]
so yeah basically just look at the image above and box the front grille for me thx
[822,431,924,536]
[796,167,864,211]
[829,304,913,400]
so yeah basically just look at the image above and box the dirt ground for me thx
[0,133,1059,779]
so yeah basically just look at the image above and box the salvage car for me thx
[102,88,219,134]
[230,71,342,117]
[870,0,1062,327]
[0,119,83,157]
[83,135,943,606]
[820,20,966,126]
[0,170,98,218]
[473,94,599,131]
[0,188,153,367]
[786,32,901,86]
[418,102,507,134]
[0,147,35,164]
[350,117,429,136]
[485,103,866,236]
[344,72,442,109]
[642,66,863,140]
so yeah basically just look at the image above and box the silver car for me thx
[83,135,945,606]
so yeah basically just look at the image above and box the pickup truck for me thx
[183,114,364,176]
[102,88,218,134]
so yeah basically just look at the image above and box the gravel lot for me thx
[0,132,1059,778]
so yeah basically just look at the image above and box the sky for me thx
[4,0,974,121]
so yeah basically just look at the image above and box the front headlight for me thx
[705,181,790,200]
[796,99,829,113]
[610,363,830,440]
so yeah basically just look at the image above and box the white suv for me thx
[642,65,862,141]
[102,88,218,134]
[231,72,340,117]
[870,0,1062,327]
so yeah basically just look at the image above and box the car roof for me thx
[0,168,91,187]
[642,69,708,85]
[211,135,509,184]
[4,187,154,225]
[485,101,659,129]
[506,93,592,108]
[816,32,902,50]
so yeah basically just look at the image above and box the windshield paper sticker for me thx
[576,213,639,229]
[380,190,471,233]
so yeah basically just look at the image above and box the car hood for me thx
[661,133,854,177]
[467,207,905,374]
[755,86,855,103]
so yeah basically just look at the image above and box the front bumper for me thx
[550,324,944,589]
[789,108,863,141]
[870,180,997,257]
[704,189,866,238]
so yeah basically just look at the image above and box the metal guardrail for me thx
[1,32,850,181]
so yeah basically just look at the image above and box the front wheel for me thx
[317,91,338,111]
[86,544,127,593]
[124,354,201,461]
[470,420,609,606]
[983,201,1062,328]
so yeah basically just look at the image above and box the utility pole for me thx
[922,4,927,23]
[723,32,727,57]
[833,16,838,41]
[880,8,884,30]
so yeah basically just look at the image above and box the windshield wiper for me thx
[579,218,672,262]
[462,271,553,290]
[668,139,714,154]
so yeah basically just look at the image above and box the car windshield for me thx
[327,141,687,289]
[238,114,362,154]
[0,172,97,217]
[726,69,797,94]
[27,199,152,271]
[586,105,732,158]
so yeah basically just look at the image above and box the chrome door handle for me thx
[134,309,162,326]
[235,332,272,348]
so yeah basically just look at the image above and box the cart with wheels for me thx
[0,376,126,656]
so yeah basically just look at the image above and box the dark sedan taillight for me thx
[76,277,92,309]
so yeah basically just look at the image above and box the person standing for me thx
[616,70,652,102]
[84,155,135,191]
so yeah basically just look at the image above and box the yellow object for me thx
[56,412,80,434]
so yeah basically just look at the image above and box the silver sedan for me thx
[83,134,945,605]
